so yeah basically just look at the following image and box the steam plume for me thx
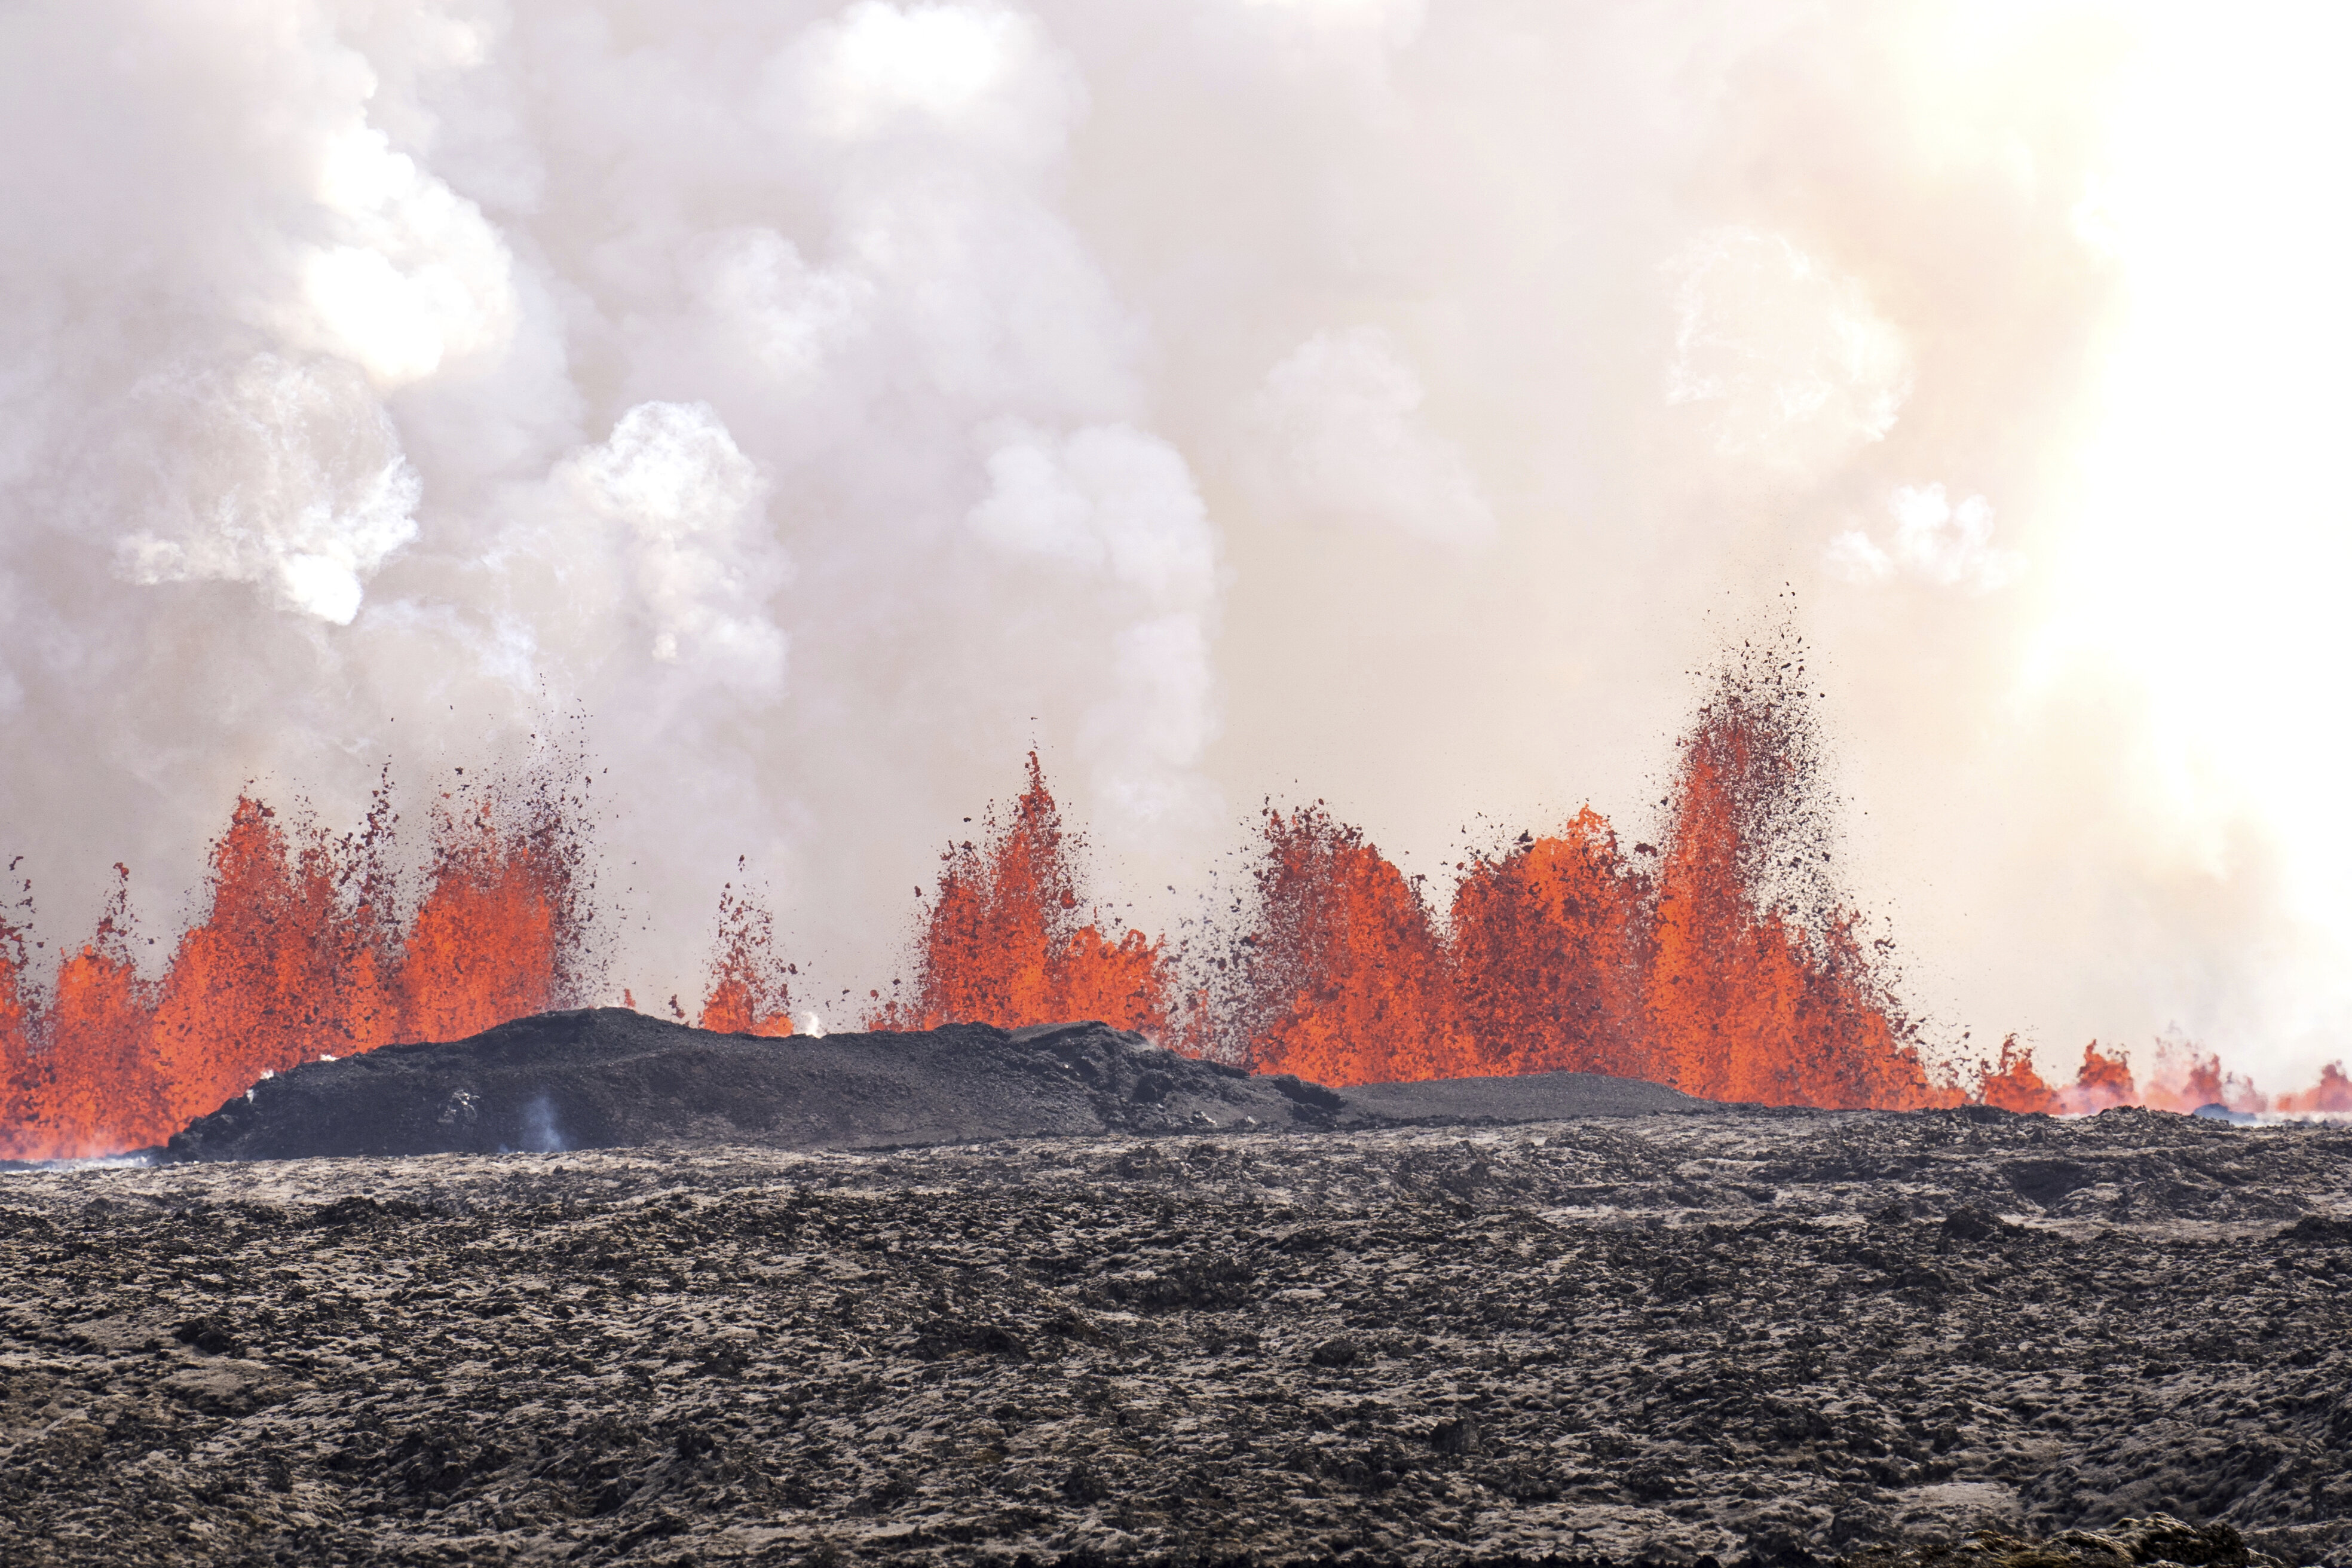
[0,1,2344,1091]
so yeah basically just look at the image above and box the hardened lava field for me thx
[4,1105,2350,1567]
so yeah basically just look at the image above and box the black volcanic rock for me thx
[161,1007,1714,1162]
[3,1106,2348,1566]
[1846,1514,2292,1568]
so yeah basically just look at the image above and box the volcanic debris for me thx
[2,1055,2348,1566]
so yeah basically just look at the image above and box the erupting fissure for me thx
[873,754,1172,1040]
[695,866,798,1037]
[0,773,595,1161]
[5,654,2348,1161]
[886,647,2352,1118]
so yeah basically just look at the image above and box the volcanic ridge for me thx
[156,1009,1713,1165]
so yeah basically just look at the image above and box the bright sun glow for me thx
[2035,2,2352,1034]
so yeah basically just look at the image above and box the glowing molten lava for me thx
[878,754,1170,1037]
[871,653,2348,1117]
[1977,1037,2059,1113]
[1227,804,1474,1086]
[697,874,797,1037]
[1640,667,1956,1109]
[0,775,591,1161]
[7,654,2351,1162]
[1211,655,1957,1105]
[2277,1062,2352,1113]
[1448,810,1647,1080]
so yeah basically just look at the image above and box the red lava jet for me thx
[872,752,1173,1040]
[694,871,798,1037]
[907,639,1964,1106]
[885,641,2352,1116]
[5,648,2350,1162]
[0,770,596,1162]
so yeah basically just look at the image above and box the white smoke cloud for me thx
[1667,226,1912,473]
[112,355,421,625]
[1232,0,1428,56]
[292,124,520,388]
[970,425,1215,602]
[969,423,1220,823]
[0,0,2342,1093]
[794,1,1062,146]
[685,230,874,385]
[1827,483,2023,593]
[544,402,788,696]
[1233,326,1494,546]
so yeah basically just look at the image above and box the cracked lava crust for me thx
[4,1101,2350,1566]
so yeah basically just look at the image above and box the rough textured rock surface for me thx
[157,1012,1712,1163]
[1845,1512,2293,1568]
[3,1104,2348,1566]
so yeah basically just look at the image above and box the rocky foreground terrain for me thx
[4,1077,2350,1567]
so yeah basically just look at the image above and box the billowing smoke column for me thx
[4,0,2351,1128]
[0,0,1220,1021]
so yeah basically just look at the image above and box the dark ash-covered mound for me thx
[161,1008,1713,1162]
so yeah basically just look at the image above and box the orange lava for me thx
[697,874,797,1036]
[1639,672,1958,1110]
[1448,811,1648,1080]
[2136,1050,2229,1115]
[396,798,577,1048]
[147,799,397,1131]
[2042,1038,2290,1117]
[1200,656,1960,1107]
[2060,1043,2140,1114]
[34,871,170,1160]
[1976,1036,2059,1114]
[1229,804,1474,1088]
[875,753,1169,1037]
[2277,1062,2352,1113]
[0,773,592,1161]
[0,883,33,1145]
[10,663,2352,1160]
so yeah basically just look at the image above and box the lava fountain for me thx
[0,770,594,1161]
[5,648,2348,1162]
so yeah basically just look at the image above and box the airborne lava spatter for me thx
[876,752,1171,1039]
[7,663,2351,1160]
[1216,802,1475,1087]
[0,771,596,1162]
[1448,808,1649,1082]
[696,873,797,1037]
[2277,1062,2352,1113]
[1198,643,1958,1106]
[1639,648,1959,1110]
[890,652,2348,1114]
[1977,1036,2060,1113]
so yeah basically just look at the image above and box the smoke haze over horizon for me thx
[3,0,2348,1093]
